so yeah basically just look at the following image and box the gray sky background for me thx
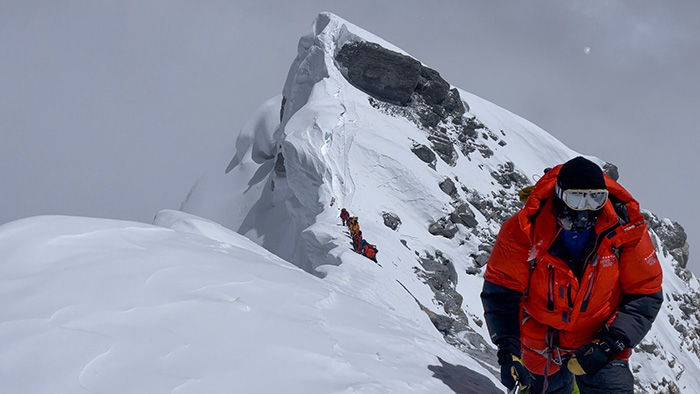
[1,1,698,275]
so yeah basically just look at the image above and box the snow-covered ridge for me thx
[0,212,502,393]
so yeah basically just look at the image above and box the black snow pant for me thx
[528,359,633,394]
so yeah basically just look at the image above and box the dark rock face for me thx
[342,40,506,168]
[429,218,458,239]
[490,162,529,190]
[411,144,436,165]
[336,41,466,124]
[451,203,478,228]
[382,211,402,231]
[476,144,494,159]
[439,178,458,198]
[335,42,421,106]
[413,250,498,366]
[428,135,458,165]
[450,211,478,228]
[416,67,450,105]
[443,88,466,113]
[637,342,659,355]
[417,250,462,333]
[643,211,689,268]
[431,314,454,334]
[464,186,522,225]
[419,250,459,286]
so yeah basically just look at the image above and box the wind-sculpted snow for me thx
[0,214,502,394]
[185,11,700,394]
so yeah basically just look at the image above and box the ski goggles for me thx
[555,184,608,211]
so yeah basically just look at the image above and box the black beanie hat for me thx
[557,156,607,190]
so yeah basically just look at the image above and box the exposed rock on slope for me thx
[645,211,690,269]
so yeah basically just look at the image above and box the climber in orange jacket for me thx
[481,157,662,394]
[363,242,377,262]
[348,217,360,236]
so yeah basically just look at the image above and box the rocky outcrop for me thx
[439,178,458,198]
[450,209,478,229]
[337,41,509,167]
[465,187,522,225]
[643,211,690,269]
[413,250,497,366]
[429,218,458,239]
[490,161,530,190]
[335,42,422,106]
[428,179,483,243]
[382,211,402,231]
[411,143,436,166]
[336,42,464,115]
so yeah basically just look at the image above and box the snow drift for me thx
[0,212,501,393]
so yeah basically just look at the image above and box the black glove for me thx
[500,354,530,391]
[568,337,625,376]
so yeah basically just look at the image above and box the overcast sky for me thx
[1,1,698,274]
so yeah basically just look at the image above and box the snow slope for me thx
[0,212,501,394]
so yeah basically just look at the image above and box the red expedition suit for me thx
[481,165,662,377]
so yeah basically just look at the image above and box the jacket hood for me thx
[519,164,646,236]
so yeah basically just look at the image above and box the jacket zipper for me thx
[581,223,620,273]
[574,222,619,314]
[547,264,555,311]
[580,269,597,312]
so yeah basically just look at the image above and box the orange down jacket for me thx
[482,164,663,375]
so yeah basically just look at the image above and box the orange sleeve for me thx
[485,213,533,293]
[618,226,663,294]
